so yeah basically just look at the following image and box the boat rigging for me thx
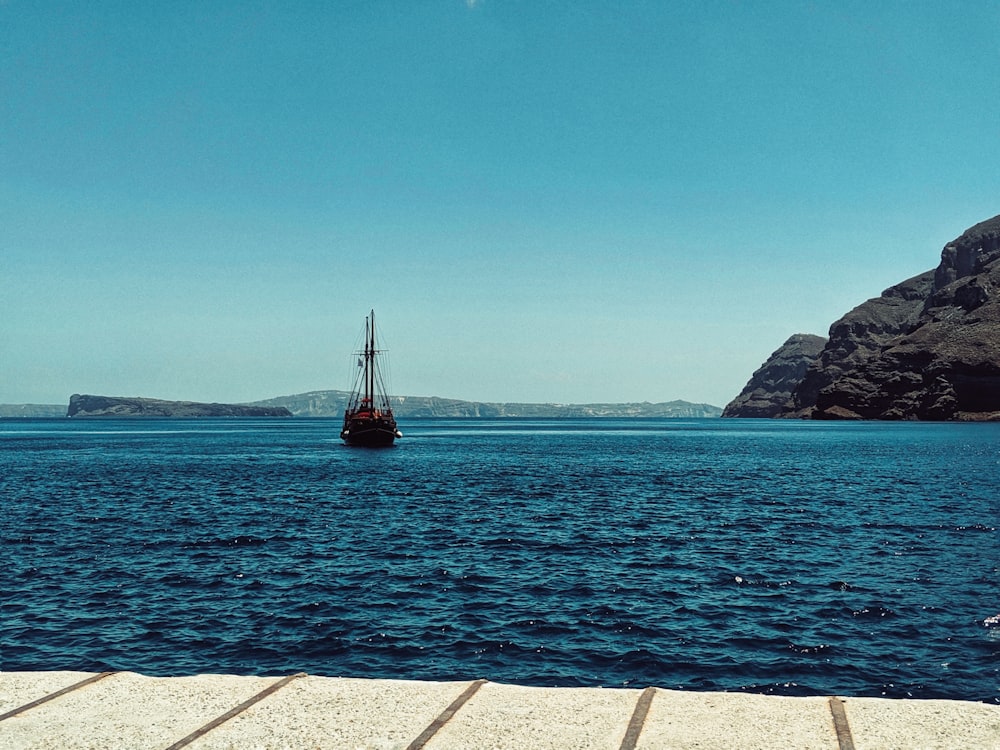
[340,310,401,447]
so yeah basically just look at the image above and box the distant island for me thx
[65,394,292,418]
[249,391,722,418]
[0,393,722,419]
[0,403,66,418]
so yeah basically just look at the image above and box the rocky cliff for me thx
[741,213,1000,421]
[806,215,1000,420]
[722,334,827,418]
[67,394,292,418]
[785,270,936,417]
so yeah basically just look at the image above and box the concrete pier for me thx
[1,671,997,749]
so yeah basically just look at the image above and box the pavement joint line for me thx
[161,672,307,750]
[828,696,856,750]
[618,685,657,750]
[0,670,116,722]
[404,678,487,750]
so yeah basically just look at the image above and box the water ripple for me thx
[1,417,997,703]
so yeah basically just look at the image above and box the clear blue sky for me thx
[3,1,998,408]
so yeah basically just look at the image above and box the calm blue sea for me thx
[2,418,997,703]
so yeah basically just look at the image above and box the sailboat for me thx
[340,310,401,447]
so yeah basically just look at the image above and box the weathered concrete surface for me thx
[635,689,837,749]
[180,675,473,750]
[425,681,639,749]
[1,671,998,750]
[1,672,276,750]
[843,696,1000,750]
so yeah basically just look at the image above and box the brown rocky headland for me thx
[721,334,827,418]
[725,213,1000,421]
[722,333,826,419]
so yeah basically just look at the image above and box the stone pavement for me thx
[1,671,997,749]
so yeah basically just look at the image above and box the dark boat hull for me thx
[341,417,399,447]
[340,311,400,447]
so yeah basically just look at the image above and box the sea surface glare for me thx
[2,418,998,703]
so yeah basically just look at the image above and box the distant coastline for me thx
[251,390,722,418]
[65,394,292,418]
[0,391,722,419]
[0,403,66,418]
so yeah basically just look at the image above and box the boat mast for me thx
[366,310,374,406]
